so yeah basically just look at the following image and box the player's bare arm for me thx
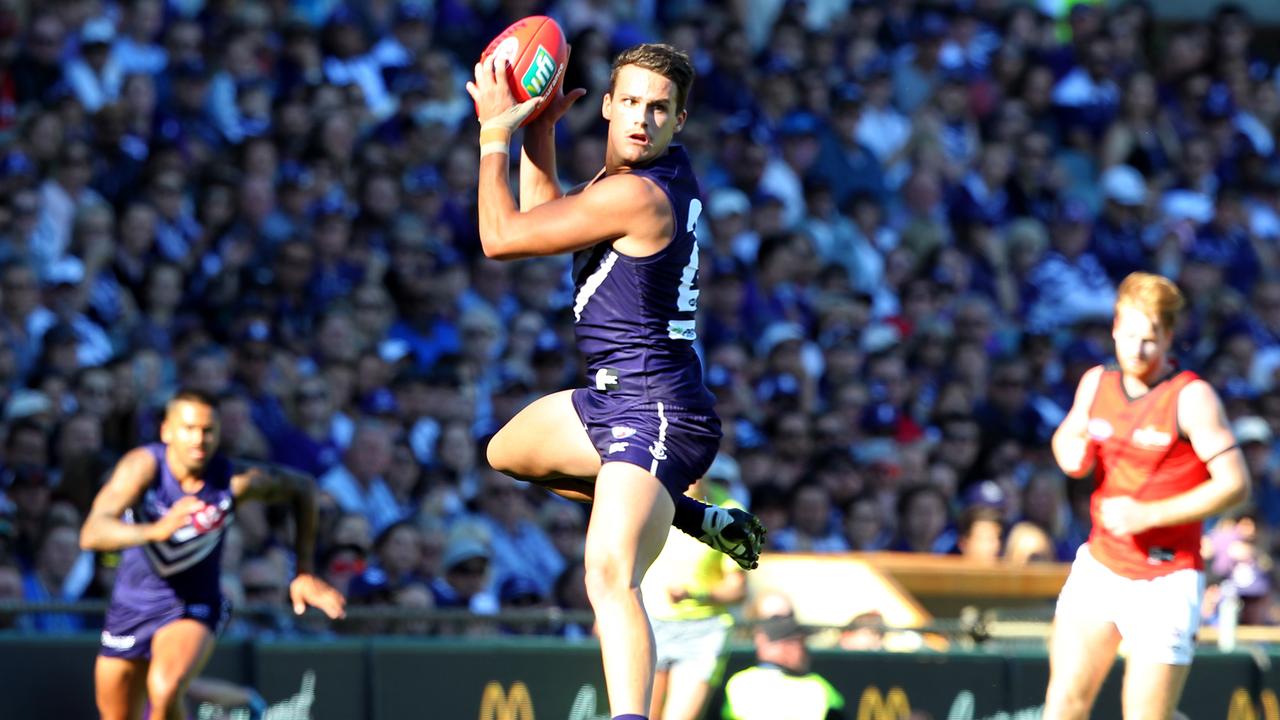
[231,464,346,619]
[520,48,587,211]
[81,448,201,550]
[468,56,672,260]
[1099,379,1250,536]
[1052,365,1104,478]
[669,564,746,606]
[486,169,673,259]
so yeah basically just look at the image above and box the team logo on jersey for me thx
[649,440,668,462]
[611,426,637,439]
[1132,425,1173,449]
[607,442,629,455]
[595,368,620,392]
[190,498,229,534]
[1087,418,1114,440]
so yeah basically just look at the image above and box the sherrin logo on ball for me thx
[491,36,520,65]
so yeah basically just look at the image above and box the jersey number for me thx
[668,199,701,341]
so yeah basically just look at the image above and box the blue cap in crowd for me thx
[778,111,822,139]
[311,194,355,220]
[278,161,315,189]
[498,575,544,605]
[1202,84,1236,121]
[833,82,865,107]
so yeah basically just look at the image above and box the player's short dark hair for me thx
[609,43,695,114]
[166,388,217,415]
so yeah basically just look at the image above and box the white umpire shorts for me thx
[652,615,731,683]
[1055,543,1205,665]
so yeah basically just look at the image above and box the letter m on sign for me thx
[479,681,536,720]
[522,46,556,96]
[857,686,910,720]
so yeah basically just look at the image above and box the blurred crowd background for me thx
[0,0,1279,641]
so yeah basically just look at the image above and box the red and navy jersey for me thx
[112,443,235,607]
[570,145,715,408]
[1086,366,1209,579]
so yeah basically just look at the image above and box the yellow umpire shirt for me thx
[641,493,743,623]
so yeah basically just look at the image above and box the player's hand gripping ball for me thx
[474,15,568,127]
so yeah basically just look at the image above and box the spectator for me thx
[891,483,955,554]
[320,420,403,534]
[320,543,368,598]
[1023,198,1117,330]
[430,532,498,620]
[1003,521,1056,565]
[349,521,424,600]
[955,505,1004,563]
[230,556,297,640]
[773,482,848,553]
[839,610,888,651]
[539,501,586,565]
[114,0,166,76]
[273,375,343,477]
[65,19,123,113]
[722,592,846,720]
[470,469,565,594]
[19,523,84,633]
[1091,164,1151,283]
[843,492,891,552]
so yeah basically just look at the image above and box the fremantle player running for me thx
[80,390,345,720]
[467,43,765,719]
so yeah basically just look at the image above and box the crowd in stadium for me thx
[0,0,1278,638]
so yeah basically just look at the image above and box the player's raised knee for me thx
[485,434,519,476]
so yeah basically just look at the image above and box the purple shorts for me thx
[572,388,721,498]
[99,596,230,660]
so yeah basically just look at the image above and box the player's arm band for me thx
[1202,444,1240,465]
[479,126,511,157]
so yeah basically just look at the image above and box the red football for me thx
[477,15,568,126]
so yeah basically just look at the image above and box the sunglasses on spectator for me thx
[452,560,487,576]
[328,557,366,575]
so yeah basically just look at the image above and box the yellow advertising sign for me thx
[857,685,910,720]
[1227,688,1280,720]
[479,681,536,720]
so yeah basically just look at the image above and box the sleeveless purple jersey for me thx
[570,145,715,407]
[111,443,235,607]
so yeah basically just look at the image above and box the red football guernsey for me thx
[1085,366,1209,579]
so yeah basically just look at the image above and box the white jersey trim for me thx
[573,250,619,322]
[649,402,670,475]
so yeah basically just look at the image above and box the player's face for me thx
[161,400,221,471]
[1113,303,1171,382]
[602,64,686,166]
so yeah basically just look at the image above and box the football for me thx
[477,15,568,126]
